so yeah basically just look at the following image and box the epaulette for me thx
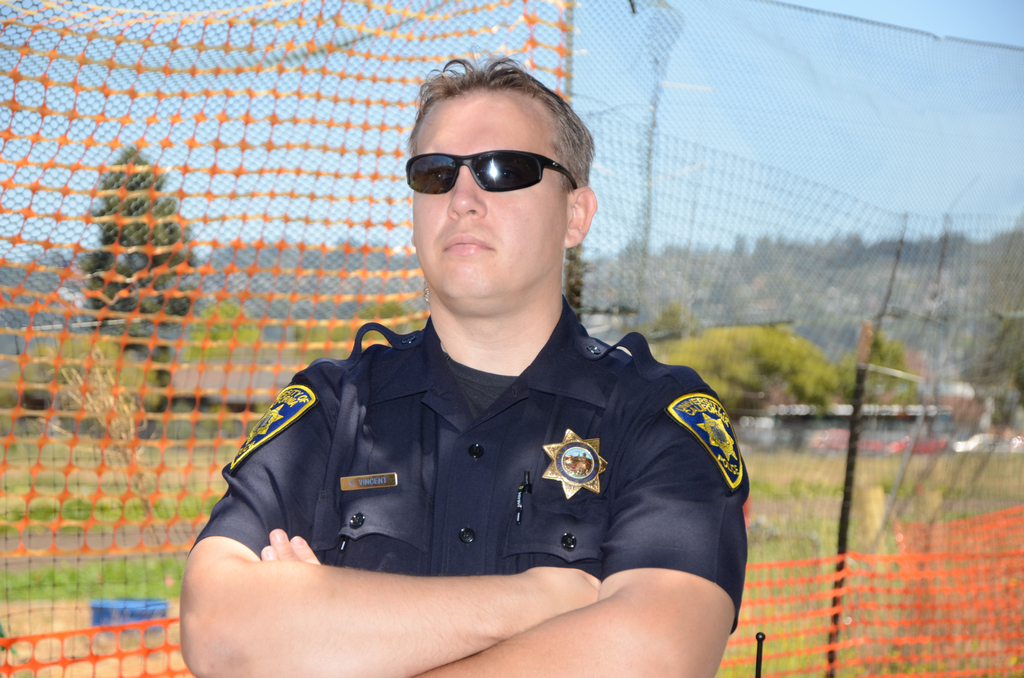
[575,331,688,383]
[577,329,740,492]
[350,323,423,362]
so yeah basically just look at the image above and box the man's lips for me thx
[443,234,491,255]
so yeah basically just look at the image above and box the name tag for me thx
[340,472,398,491]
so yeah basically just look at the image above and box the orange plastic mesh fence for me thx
[722,546,1024,677]
[724,504,1024,675]
[3,544,1020,677]
[895,504,1024,555]
[0,0,570,557]
[1,617,186,677]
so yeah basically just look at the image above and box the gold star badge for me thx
[542,429,607,499]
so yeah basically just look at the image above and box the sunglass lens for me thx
[408,155,457,194]
[472,152,542,191]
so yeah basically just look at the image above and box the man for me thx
[181,57,747,677]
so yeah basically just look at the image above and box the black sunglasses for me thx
[406,150,578,194]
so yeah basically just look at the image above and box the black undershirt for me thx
[447,358,518,419]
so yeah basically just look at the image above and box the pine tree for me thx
[77,146,194,318]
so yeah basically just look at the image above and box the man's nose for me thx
[448,165,486,215]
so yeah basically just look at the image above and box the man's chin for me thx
[433,289,503,314]
[431,285,561,320]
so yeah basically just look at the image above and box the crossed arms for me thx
[180,530,734,678]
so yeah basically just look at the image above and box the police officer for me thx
[181,57,747,678]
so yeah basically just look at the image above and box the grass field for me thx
[743,447,1024,563]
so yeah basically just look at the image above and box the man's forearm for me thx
[415,568,735,678]
[181,536,598,678]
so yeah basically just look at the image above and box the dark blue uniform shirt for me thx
[197,300,748,623]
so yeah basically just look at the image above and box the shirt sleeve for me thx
[600,401,749,626]
[194,375,335,557]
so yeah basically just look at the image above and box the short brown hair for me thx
[407,57,594,190]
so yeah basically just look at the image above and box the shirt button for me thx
[561,533,577,551]
[467,444,484,459]
[459,527,475,544]
[349,512,365,528]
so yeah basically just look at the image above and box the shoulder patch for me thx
[666,394,744,492]
[229,384,318,475]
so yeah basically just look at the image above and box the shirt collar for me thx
[518,298,609,409]
[368,317,450,404]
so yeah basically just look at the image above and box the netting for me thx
[895,504,1024,555]
[566,0,1024,603]
[0,0,569,554]
[0,0,570,661]
[722,503,1024,676]
[1,617,185,677]
[722,547,1024,677]
[2,0,1023,674]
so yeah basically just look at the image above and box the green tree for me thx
[645,301,697,341]
[978,220,1024,393]
[967,219,1024,425]
[838,328,917,405]
[658,325,838,412]
[77,146,195,318]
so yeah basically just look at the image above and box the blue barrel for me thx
[90,599,169,626]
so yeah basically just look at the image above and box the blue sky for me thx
[800,0,1023,48]
[566,0,1024,254]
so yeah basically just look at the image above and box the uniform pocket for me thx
[502,500,607,564]
[336,484,432,552]
[311,482,432,566]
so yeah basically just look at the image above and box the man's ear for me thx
[564,186,597,249]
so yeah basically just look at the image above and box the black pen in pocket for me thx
[515,471,532,525]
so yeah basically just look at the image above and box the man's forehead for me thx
[417,90,556,153]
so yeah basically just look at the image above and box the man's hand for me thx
[260,529,320,564]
